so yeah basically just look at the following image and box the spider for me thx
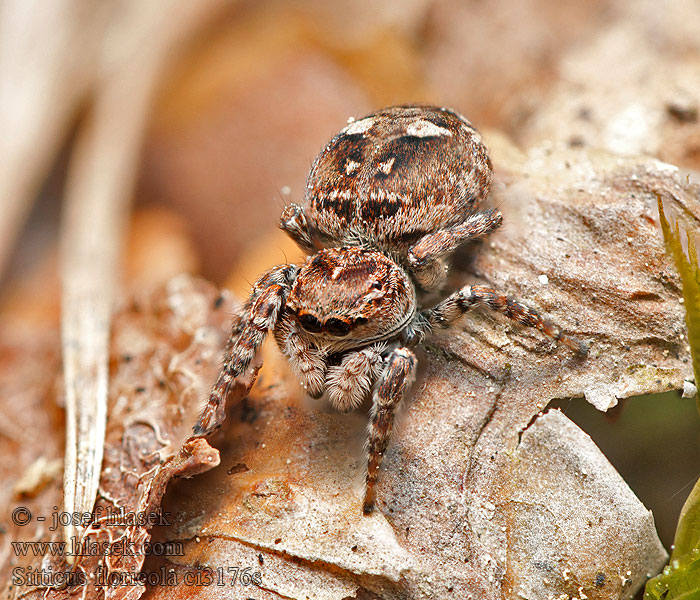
[194,105,586,514]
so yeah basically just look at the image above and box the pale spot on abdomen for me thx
[405,119,453,138]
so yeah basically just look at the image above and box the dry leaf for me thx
[145,146,693,600]
[1,276,246,599]
[1,146,694,600]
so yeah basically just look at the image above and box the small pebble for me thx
[683,380,697,398]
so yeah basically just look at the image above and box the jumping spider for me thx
[194,105,586,514]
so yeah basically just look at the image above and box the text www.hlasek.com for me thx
[11,537,183,558]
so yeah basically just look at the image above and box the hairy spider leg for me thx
[363,347,417,514]
[280,203,316,253]
[275,316,328,398]
[422,284,587,354]
[407,209,503,290]
[193,264,299,435]
[325,343,386,412]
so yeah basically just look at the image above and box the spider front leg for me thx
[407,209,502,290]
[363,347,417,514]
[280,203,316,253]
[422,284,587,354]
[193,264,298,436]
[326,343,386,412]
[276,318,328,398]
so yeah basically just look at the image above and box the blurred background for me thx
[0,0,699,549]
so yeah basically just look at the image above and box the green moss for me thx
[657,197,700,398]
[645,198,700,600]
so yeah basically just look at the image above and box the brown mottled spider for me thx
[194,105,586,514]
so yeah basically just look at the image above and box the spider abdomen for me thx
[303,105,492,251]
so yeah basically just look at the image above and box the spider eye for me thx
[325,317,351,337]
[355,317,368,326]
[299,313,322,333]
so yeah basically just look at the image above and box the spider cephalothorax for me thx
[286,247,416,351]
[194,105,586,514]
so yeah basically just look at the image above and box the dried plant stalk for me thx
[0,0,98,279]
[59,0,228,556]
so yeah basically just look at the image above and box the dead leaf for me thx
[144,146,693,600]
[0,276,243,599]
[1,144,693,600]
